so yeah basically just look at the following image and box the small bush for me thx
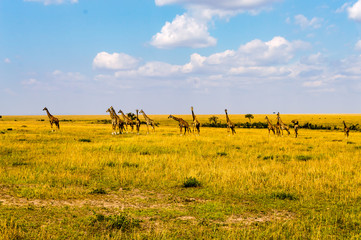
[216,152,227,157]
[79,139,91,142]
[271,192,298,200]
[296,155,312,161]
[183,177,201,188]
[90,212,140,232]
[90,188,107,195]
[122,162,139,168]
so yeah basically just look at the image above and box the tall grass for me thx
[0,114,361,239]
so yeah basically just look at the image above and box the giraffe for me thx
[343,121,350,138]
[168,115,190,135]
[106,106,124,135]
[118,109,134,133]
[276,112,290,136]
[139,109,155,134]
[265,116,276,136]
[43,107,59,130]
[291,120,299,138]
[225,109,236,135]
[135,109,141,134]
[191,106,200,134]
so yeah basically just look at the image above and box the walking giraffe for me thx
[168,115,190,135]
[265,116,276,136]
[343,121,350,138]
[225,109,236,135]
[291,120,299,138]
[118,109,134,133]
[139,109,155,134]
[135,109,141,134]
[43,107,59,130]
[191,106,200,134]
[106,106,124,134]
[276,112,290,136]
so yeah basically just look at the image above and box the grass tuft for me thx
[183,177,201,188]
[79,138,91,142]
[90,188,107,195]
[271,192,298,200]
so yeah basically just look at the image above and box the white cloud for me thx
[303,80,323,87]
[52,70,86,81]
[151,13,217,49]
[22,78,40,86]
[24,0,78,5]
[348,0,361,21]
[355,40,361,50]
[294,14,322,29]
[152,0,281,49]
[155,0,281,12]
[93,52,140,70]
[4,58,11,63]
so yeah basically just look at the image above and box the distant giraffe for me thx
[135,109,141,134]
[191,106,200,134]
[291,120,299,138]
[168,115,190,135]
[276,112,290,135]
[225,109,236,135]
[139,109,155,134]
[43,107,59,130]
[343,121,350,138]
[118,109,134,133]
[106,106,124,135]
[265,116,276,136]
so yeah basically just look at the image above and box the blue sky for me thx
[1,0,361,115]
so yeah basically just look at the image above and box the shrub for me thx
[183,177,201,188]
[296,155,312,161]
[271,192,298,200]
[90,212,140,232]
[79,138,91,142]
[90,188,107,195]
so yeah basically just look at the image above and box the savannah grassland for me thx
[1,114,361,239]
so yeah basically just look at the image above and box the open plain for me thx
[1,114,361,239]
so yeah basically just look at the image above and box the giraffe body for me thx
[118,109,134,133]
[265,116,276,135]
[191,106,200,134]
[292,120,299,138]
[43,107,60,130]
[276,112,290,136]
[135,110,141,134]
[139,110,155,134]
[168,115,190,135]
[225,109,236,135]
[107,106,125,134]
[343,121,350,138]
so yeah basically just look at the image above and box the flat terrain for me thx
[1,114,361,239]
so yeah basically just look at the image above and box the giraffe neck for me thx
[191,109,196,121]
[136,110,139,121]
[343,121,347,128]
[45,109,52,119]
[120,110,127,119]
[170,115,181,122]
[142,112,150,121]
[225,111,230,123]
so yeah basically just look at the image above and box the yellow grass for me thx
[0,114,361,239]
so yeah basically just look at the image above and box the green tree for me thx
[208,116,219,125]
[245,114,254,123]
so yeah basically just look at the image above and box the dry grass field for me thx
[1,114,361,239]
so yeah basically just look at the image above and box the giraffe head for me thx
[225,109,228,113]
[191,106,194,111]
[139,109,144,114]
[106,107,112,113]
[43,107,48,111]
[265,116,269,120]
[168,115,173,119]
[118,109,123,114]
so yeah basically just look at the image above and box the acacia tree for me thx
[245,114,254,123]
[208,116,219,125]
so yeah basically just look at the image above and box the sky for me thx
[1,0,361,115]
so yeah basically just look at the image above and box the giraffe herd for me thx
[42,107,351,138]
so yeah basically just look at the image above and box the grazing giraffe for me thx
[43,107,59,130]
[225,109,236,135]
[191,106,200,134]
[135,109,141,134]
[139,109,155,134]
[168,115,190,135]
[291,120,299,138]
[276,112,290,135]
[265,116,276,135]
[106,106,124,135]
[118,109,134,133]
[343,121,350,138]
